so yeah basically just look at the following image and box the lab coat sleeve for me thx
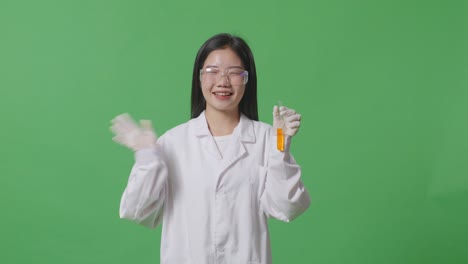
[119,143,168,229]
[260,132,311,222]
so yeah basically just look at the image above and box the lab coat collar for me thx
[192,111,256,143]
[192,111,255,189]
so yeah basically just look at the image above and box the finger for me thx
[279,106,289,112]
[113,113,138,129]
[118,119,139,132]
[111,122,132,134]
[140,120,153,131]
[112,135,125,145]
[110,124,119,135]
[110,122,128,134]
[273,106,281,122]
[285,114,301,123]
[287,121,301,128]
[285,125,300,136]
[280,108,296,118]
[111,113,131,124]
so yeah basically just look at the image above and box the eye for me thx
[205,67,219,74]
[228,70,244,76]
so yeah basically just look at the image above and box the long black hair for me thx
[191,33,258,121]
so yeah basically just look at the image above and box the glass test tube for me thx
[277,127,284,151]
[277,101,284,152]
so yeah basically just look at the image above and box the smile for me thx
[213,92,233,96]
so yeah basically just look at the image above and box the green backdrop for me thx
[1,0,467,263]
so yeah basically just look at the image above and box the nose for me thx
[217,72,231,86]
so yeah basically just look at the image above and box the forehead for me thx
[203,48,243,67]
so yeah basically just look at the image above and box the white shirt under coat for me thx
[119,111,311,264]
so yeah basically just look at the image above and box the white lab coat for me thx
[120,111,311,264]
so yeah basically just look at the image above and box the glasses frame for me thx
[200,67,249,85]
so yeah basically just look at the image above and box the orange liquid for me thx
[277,128,284,151]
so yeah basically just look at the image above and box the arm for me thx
[119,147,168,228]
[111,113,168,228]
[260,107,311,222]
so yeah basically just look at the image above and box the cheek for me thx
[201,83,210,94]
[236,86,246,98]
[201,84,214,101]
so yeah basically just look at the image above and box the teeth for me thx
[214,92,232,96]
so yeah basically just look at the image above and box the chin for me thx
[208,103,239,113]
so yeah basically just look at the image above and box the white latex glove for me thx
[273,106,301,152]
[273,106,302,136]
[110,113,157,151]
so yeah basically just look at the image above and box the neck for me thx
[205,108,240,136]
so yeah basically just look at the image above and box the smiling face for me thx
[200,47,246,116]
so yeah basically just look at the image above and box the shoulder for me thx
[251,119,272,135]
[159,119,193,141]
[158,114,206,142]
[241,113,272,132]
[238,114,273,141]
[253,120,273,140]
[252,119,272,130]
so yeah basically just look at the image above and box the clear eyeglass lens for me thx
[201,67,247,85]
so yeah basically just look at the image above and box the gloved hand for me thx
[273,105,301,136]
[110,113,157,151]
[273,106,301,152]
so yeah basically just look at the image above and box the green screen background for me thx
[1,0,467,263]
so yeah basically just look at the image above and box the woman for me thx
[111,33,310,264]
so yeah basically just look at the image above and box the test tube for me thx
[277,127,284,151]
[277,101,284,152]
